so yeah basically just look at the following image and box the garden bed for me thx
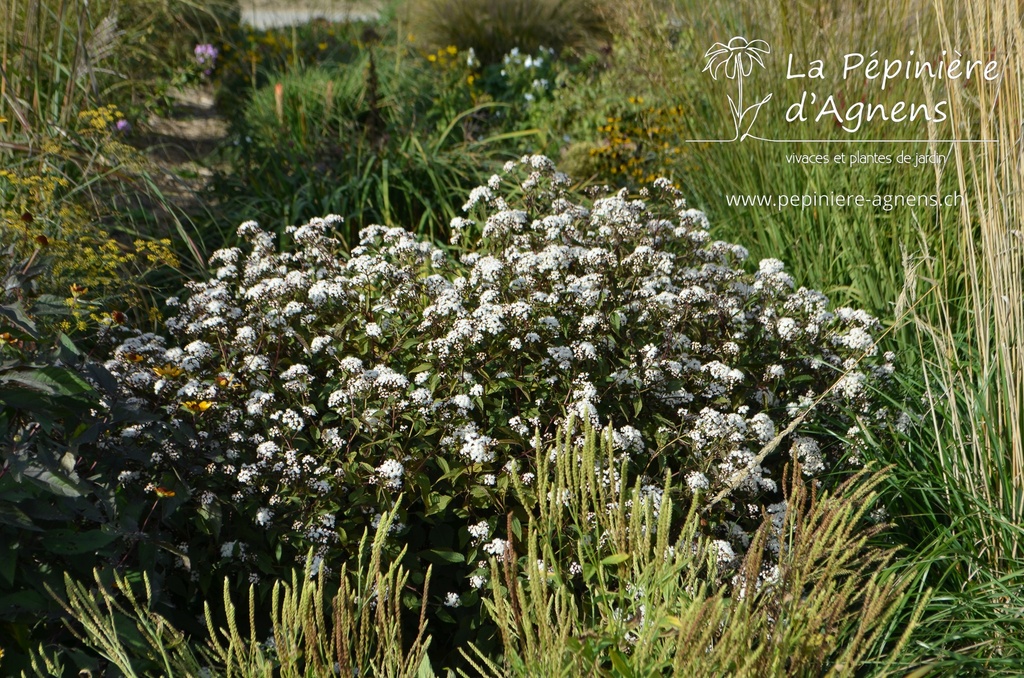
[2,0,1023,675]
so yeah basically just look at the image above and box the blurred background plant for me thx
[209,43,518,241]
[0,105,180,331]
[402,0,612,66]
[0,0,238,122]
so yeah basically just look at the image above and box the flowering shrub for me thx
[571,98,693,185]
[101,156,901,623]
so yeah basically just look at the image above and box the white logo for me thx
[702,37,773,141]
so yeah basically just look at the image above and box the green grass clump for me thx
[210,39,535,242]
[467,425,925,677]
[403,0,611,65]
[866,0,1024,669]
[529,0,960,319]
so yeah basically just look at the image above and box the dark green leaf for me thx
[0,504,40,531]
[0,542,17,585]
[0,365,92,397]
[419,548,464,564]
[0,302,37,337]
[22,466,86,498]
[44,529,119,555]
[56,333,83,363]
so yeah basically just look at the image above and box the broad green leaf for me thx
[31,294,72,318]
[0,589,51,614]
[22,466,86,498]
[0,365,92,397]
[57,332,83,362]
[509,515,523,541]
[425,493,451,516]
[0,302,37,337]
[416,653,436,678]
[600,553,630,566]
[0,504,40,531]
[420,548,464,564]
[0,542,17,585]
[608,648,633,677]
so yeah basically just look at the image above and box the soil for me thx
[141,87,226,211]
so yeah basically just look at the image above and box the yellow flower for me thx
[181,400,214,414]
[446,45,458,55]
[153,486,176,498]
[318,42,327,50]
[427,54,436,62]
[153,364,184,378]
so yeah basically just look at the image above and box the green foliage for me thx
[857,0,1024,669]
[211,42,534,241]
[19,425,923,677]
[4,0,1024,673]
[0,0,232,317]
[27,510,432,677]
[213,17,365,118]
[528,0,957,318]
[0,121,182,329]
[0,0,237,128]
[0,266,163,674]
[404,0,612,66]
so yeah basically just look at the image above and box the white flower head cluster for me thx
[374,459,404,490]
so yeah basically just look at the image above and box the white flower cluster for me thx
[500,46,556,104]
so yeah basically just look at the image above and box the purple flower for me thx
[115,119,131,133]
[194,43,219,68]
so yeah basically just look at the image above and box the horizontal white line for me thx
[688,136,999,143]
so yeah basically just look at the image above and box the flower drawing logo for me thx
[703,37,773,141]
